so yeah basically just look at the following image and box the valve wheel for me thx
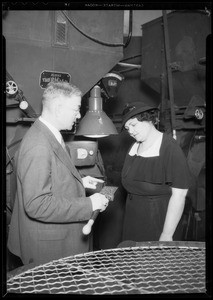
[6,80,18,95]
[195,108,204,120]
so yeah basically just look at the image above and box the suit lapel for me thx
[33,120,84,186]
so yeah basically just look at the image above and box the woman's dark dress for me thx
[121,133,190,242]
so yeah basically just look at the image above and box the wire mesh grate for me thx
[7,242,206,294]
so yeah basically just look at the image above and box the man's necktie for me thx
[61,137,66,149]
[61,138,70,156]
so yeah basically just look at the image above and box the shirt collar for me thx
[39,116,63,145]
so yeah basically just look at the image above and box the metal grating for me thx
[55,11,67,45]
[7,243,206,295]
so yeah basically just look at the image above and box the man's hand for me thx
[90,193,109,212]
[82,176,104,189]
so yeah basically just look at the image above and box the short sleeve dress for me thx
[121,133,190,242]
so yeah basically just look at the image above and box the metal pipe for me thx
[162,10,177,140]
[117,62,141,69]
[124,10,133,48]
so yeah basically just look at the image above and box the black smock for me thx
[121,133,190,242]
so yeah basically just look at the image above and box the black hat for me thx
[121,101,158,130]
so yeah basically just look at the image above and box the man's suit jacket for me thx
[7,119,93,265]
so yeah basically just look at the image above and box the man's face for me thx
[57,95,81,130]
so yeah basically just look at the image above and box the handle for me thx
[82,209,100,235]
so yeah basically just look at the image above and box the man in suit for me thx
[7,82,109,265]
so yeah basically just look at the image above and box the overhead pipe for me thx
[124,10,133,48]
[162,10,177,140]
[117,62,141,69]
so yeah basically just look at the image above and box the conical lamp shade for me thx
[76,86,118,138]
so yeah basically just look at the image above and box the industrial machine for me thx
[140,10,209,241]
[3,9,210,266]
[3,9,126,222]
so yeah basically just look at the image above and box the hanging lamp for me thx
[75,85,118,138]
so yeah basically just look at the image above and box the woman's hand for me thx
[160,187,188,241]
[159,232,173,241]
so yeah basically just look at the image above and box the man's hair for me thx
[42,82,82,108]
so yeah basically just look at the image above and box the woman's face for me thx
[124,117,152,142]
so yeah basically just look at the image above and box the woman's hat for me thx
[121,101,158,130]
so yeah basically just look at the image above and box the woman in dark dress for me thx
[121,102,190,242]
